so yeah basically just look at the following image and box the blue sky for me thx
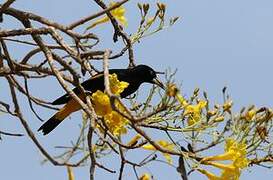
[1,0,273,179]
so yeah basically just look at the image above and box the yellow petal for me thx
[202,151,235,162]
[198,100,207,109]
[224,138,236,152]
[142,144,156,151]
[205,161,237,171]
[117,16,128,27]
[162,141,174,149]
[176,94,188,106]
[91,90,112,116]
[214,116,225,122]
[220,166,241,180]
[104,111,128,136]
[87,2,127,29]
[163,153,172,164]
[109,73,129,95]
[87,16,110,29]
[127,134,142,146]
[139,173,151,180]
[197,169,221,180]
[223,100,233,112]
[245,109,256,121]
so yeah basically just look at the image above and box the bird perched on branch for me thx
[38,65,164,135]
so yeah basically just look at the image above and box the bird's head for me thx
[131,65,165,89]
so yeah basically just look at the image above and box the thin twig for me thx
[0,130,23,137]
[88,125,96,180]
[0,0,16,22]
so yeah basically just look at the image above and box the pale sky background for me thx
[1,0,273,179]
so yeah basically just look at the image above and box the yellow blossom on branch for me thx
[87,1,128,29]
[202,138,248,168]
[197,168,221,180]
[109,73,129,95]
[223,100,233,113]
[142,140,174,164]
[213,116,225,123]
[184,100,207,126]
[166,83,179,97]
[220,164,240,180]
[245,108,256,121]
[92,90,112,116]
[127,134,142,146]
[139,173,151,180]
[91,73,129,136]
[104,111,128,136]
[176,94,188,107]
[203,161,241,180]
[198,162,241,180]
[199,138,248,180]
[166,83,188,106]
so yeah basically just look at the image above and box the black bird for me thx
[38,65,164,135]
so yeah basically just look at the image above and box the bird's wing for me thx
[51,73,104,105]
[51,69,128,105]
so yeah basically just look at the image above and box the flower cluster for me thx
[198,138,249,180]
[166,83,207,126]
[184,100,207,126]
[91,73,129,136]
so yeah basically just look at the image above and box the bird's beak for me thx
[152,77,165,90]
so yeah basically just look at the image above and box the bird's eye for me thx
[150,70,155,77]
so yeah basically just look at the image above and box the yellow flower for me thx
[104,111,128,136]
[87,1,128,29]
[213,116,225,122]
[223,100,233,113]
[109,73,129,95]
[127,134,142,146]
[91,74,129,136]
[202,138,248,168]
[166,83,178,97]
[91,73,129,116]
[142,140,174,164]
[199,138,248,180]
[224,138,248,168]
[245,109,256,121]
[220,165,240,180]
[91,90,112,116]
[184,100,207,125]
[206,161,241,180]
[176,94,188,107]
[139,173,151,180]
[207,110,217,117]
[197,168,221,180]
[166,83,188,106]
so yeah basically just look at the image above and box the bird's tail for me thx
[38,103,77,135]
[38,115,63,135]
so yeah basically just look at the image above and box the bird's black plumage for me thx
[39,65,163,135]
[52,65,161,105]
